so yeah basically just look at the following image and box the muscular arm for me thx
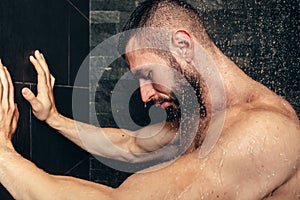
[21,50,179,163]
[0,145,115,200]
[45,113,179,162]
[0,61,111,200]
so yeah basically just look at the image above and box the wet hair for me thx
[122,0,203,31]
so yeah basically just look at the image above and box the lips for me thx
[152,97,178,109]
[155,101,177,109]
[160,102,172,109]
[147,99,181,122]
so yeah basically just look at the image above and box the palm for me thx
[22,50,58,122]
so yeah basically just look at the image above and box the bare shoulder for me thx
[220,106,300,198]
[211,106,300,198]
[223,105,300,148]
[221,106,300,170]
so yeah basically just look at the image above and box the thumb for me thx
[22,87,42,110]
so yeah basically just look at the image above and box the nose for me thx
[139,79,156,103]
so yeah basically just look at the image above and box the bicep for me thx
[100,122,177,152]
[52,175,115,200]
[133,121,179,152]
[91,124,179,163]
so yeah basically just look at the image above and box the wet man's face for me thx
[124,32,205,121]
[126,49,200,121]
[127,51,180,107]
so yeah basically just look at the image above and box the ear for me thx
[171,30,194,63]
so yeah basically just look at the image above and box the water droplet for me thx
[272,171,276,176]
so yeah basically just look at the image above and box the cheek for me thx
[153,83,177,99]
[153,72,177,90]
[153,83,170,94]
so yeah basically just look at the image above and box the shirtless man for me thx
[0,0,299,199]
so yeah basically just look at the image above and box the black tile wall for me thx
[0,185,13,200]
[31,86,90,176]
[89,157,131,188]
[0,0,89,199]
[69,1,89,86]
[22,1,69,85]
[12,83,31,160]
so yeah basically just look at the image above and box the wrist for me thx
[45,112,63,129]
[0,140,15,156]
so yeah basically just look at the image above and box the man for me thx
[0,0,299,199]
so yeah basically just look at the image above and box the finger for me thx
[29,55,49,95]
[22,87,42,111]
[0,59,3,100]
[49,75,56,103]
[14,104,19,119]
[29,54,45,75]
[22,87,36,103]
[34,50,51,86]
[0,65,9,106]
[3,67,15,108]
[12,104,19,130]
[35,50,49,71]
[50,74,55,88]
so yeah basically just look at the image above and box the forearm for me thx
[46,113,118,155]
[45,113,144,161]
[46,113,180,163]
[0,145,114,200]
[45,113,85,148]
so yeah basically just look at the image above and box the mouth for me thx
[149,99,180,122]
[151,97,179,110]
[158,101,174,109]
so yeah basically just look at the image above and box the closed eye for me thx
[146,71,152,80]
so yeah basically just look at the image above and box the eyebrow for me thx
[132,68,144,79]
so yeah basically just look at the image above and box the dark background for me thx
[0,0,90,199]
[0,0,299,199]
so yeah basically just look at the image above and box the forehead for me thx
[125,37,168,71]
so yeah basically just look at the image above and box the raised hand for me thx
[0,59,19,142]
[22,50,58,123]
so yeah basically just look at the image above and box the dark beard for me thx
[163,53,207,122]
[163,52,208,151]
[146,98,181,122]
[165,105,181,122]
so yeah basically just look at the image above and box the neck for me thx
[193,42,262,110]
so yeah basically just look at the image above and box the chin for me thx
[165,106,181,122]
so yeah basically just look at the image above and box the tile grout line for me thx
[66,0,90,22]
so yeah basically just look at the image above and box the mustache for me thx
[150,96,180,107]
[146,96,181,122]
[153,90,179,105]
